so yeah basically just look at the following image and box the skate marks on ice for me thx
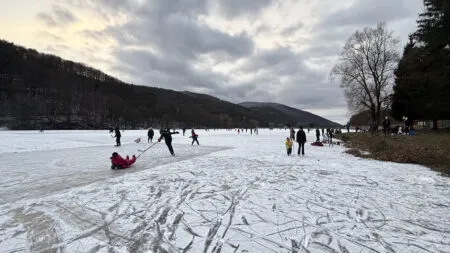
[1,154,449,252]
[0,144,227,205]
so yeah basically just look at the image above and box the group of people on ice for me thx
[110,126,200,169]
[285,126,340,156]
[286,126,307,156]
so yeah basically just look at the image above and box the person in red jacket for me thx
[110,152,136,169]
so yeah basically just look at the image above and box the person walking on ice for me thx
[290,127,296,141]
[114,127,121,147]
[147,128,154,143]
[315,128,320,142]
[285,137,293,156]
[158,128,179,156]
[190,128,199,145]
[296,126,306,156]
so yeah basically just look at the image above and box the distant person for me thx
[183,128,186,136]
[296,126,306,156]
[382,117,391,136]
[328,129,334,146]
[158,128,179,156]
[321,128,325,136]
[114,127,121,147]
[191,128,199,145]
[315,128,320,142]
[147,128,154,143]
[285,137,293,156]
[290,127,296,141]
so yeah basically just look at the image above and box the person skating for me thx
[114,127,121,146]
[315,128,320,142]
[285,137,293,156]
[296,126,306,156]
[191,128,199,145]
[147,128,154,143]
[158,128,179,156]
[110,152,136,169]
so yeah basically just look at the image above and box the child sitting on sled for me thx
[110,152,136,169]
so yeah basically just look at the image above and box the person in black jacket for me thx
[147,128,154,143]
[158,128,179,156]
[382,117,391,136]
[315,128,320,142]
[296,126,306,156]
[114,127,121,147]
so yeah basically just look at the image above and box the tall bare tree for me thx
[331,23,400,133]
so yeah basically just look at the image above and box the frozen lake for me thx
[0,129,448,252]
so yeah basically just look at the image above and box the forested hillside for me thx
[0,40,338,129]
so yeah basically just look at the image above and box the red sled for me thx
[110,152,136,169]
[311,141,324,147]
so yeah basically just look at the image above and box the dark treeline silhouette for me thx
[392,0,450,129]
[0,39,340,130]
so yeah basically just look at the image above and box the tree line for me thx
[332,0,449,131]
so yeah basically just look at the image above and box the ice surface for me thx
[0,129,448,252]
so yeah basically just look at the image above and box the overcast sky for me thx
[0,0,424,124]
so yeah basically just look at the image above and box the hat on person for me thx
[110,152,118,159]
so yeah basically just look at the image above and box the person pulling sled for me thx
[158,128,179,156]
[110,152,136,169]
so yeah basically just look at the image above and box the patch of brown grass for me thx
[340,131,450,175]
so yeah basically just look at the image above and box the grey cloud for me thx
[36,4,78,27]
[214,0,275,18]
[318,0,417,28]
[281,22,304,36]
[36,13,57,27]
[239,47,310,77]
[305,42,343,57]
[113,48,226,91]
[38,31,64,41]
[78,30,108,42]
[97,5,254,60]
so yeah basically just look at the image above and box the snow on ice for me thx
[0,129,448,252]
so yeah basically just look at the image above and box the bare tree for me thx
[331,23,400,133]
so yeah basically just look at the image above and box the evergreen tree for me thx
[392,0,450,128]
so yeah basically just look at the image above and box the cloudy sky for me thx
[0,0,424,124]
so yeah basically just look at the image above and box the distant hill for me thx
[0,39,339,129]
[240,102,342,127]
